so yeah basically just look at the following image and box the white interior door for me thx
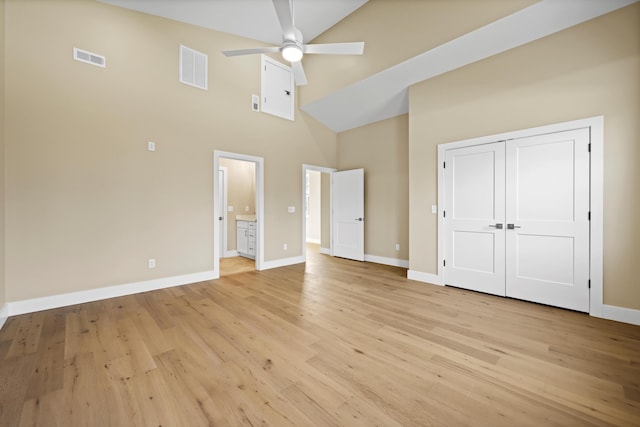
[332,169,364,261]
[444,142,506,296]
[505,129,590,312]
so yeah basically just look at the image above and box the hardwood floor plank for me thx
[0,247,639,426]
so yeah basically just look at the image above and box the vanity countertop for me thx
[235,215,256,222]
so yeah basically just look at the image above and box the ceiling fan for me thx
[222,0,365,86]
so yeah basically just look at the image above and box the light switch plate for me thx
[252,94,260,112]
[227,206,234,212]
[288,206,295,213]
[148,141,156,152]
[431,205,437,214]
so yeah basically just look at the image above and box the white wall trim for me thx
[224,250,239,258]
[261,256,305,271]
[364,254,409,269]
[407,270,443,286]
[306,238,321,245]
[599,304,640,327]
[214,151,264,277]
[437,116,605,317]
[302,164,336,262]
[0,304,9,330]
[320,247,330,255]
[7,270,215,317]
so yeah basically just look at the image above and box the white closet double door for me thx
[444,129,590,312]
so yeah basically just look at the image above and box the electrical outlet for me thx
[148,258,156,269]
[283,243,288,250]
[288,206,295,213]
[252,94,260,112]
[148,141,156,152]
[245,206,250,212]
[227,206,234,212]
[395,244,400,251]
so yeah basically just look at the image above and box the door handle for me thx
[488,223,503,229]
[507,224,522,230]
[355,218,364,222]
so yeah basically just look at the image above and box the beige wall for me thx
[338,114,409,261]
[0,0,5,308]
[409,4,640,310]
[4,0,336,301]
[301,0,537,105]
[220,158,255,252]
[320,172,330,250]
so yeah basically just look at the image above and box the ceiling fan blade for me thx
[291,61,308,86]
[222,46,281,57]
[303,42,365,55]
[272,0,296,41]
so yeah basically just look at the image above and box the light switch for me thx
[431,205,437,214]
[148,141,156,152]
[288,206,295,213]
[227,206,234,212]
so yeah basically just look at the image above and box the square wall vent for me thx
[180,45,208,90]
[73,47,106,68]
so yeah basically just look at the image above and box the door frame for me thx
[218,166,229,257]
[301,164,336,260]
[436,116,604,316]
[214,151,265,277]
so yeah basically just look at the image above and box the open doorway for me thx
[302,165,335,262]
[214,151,264,278]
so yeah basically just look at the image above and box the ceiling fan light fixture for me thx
[282,43,303,62]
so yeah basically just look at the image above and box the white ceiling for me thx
[302,0,639,132]
[98,0,369,45]
[99,0,637,133]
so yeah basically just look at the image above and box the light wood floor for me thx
[1,248,639,426]
[220,254,256,277]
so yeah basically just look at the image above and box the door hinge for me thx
[588,279,591,289]
[588,211,591,221]
[588,143,591,152]
[443,210,446,218]
[443,259,446,267]
[443,162,446,169]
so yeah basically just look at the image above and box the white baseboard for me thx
[407,270,443,286]
[260,256,305,271]
[600,304,640,326]
[224,250,239,258]
[306,238,321,244]
[364,254,409,269]
[0,303,8,331]
[7,270,216,317]
[319,247,330,255]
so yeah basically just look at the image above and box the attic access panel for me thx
[261,55,294,121]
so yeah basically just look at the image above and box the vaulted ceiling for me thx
[98,0,637,133]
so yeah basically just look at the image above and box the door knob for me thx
[489,223,503,229]
[355,217,364,222]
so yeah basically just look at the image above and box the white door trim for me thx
[436,116,604,316]
[219,166,230,257]
[302,164,336,261]
[214,151,265,277]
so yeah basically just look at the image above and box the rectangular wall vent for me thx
[179,45,208,90]
[73,47,106,68]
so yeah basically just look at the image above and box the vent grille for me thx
[180,45,208,90]
[73,48,106,68]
